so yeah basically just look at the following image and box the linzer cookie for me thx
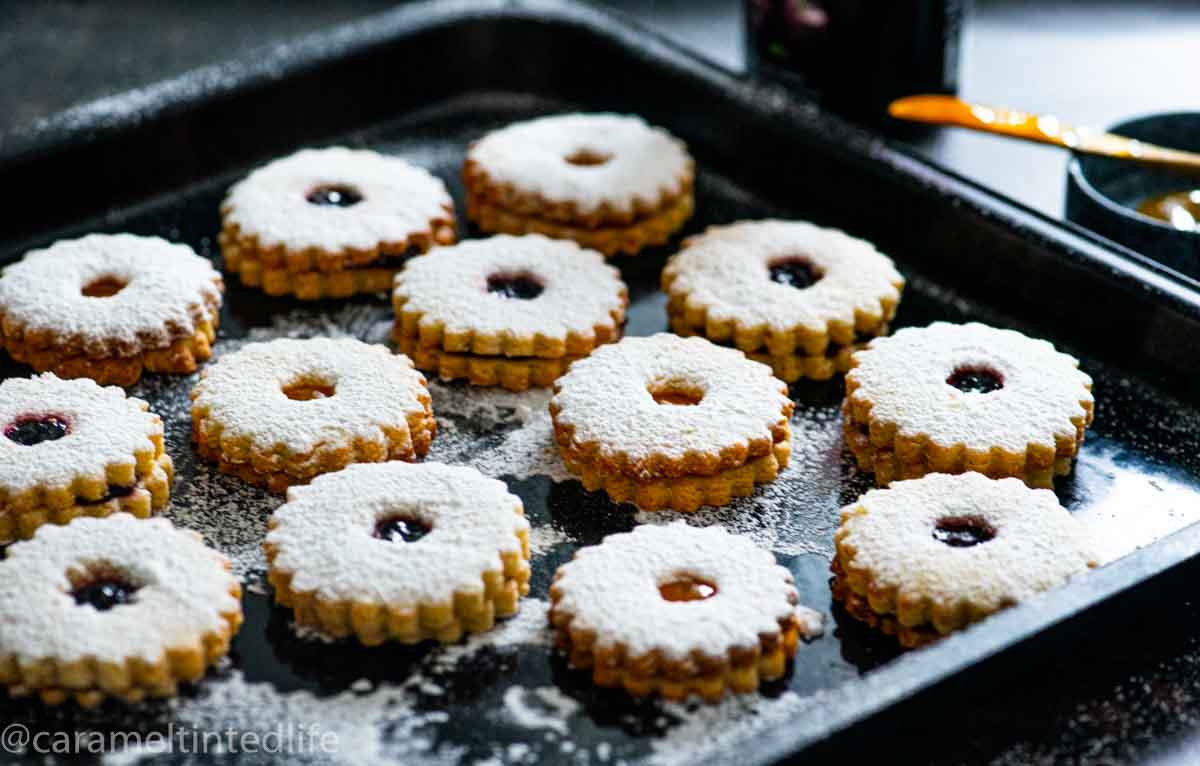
[843,322,1094,487]
[0,234,222,386]
[463,113,694,256]
[265,462,530,645]
[549,522,805,702]
[0,514,242,707]
[392,234,626,391]
[662,219,904,380]
[190,337,435,493]
[0,374,172,542]
[832,472,1097,647]
[220,147,456,300]
[549,334,793,512]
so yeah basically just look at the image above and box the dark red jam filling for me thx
[73,578,138,611]
[933,516,996,548]
[768,257,822,289]
[5,415,69,446]
[81,484,136,506]
[487,273,544,300]
[374,516,431,544]
[946,366,1003,394]
[306,184,362,207]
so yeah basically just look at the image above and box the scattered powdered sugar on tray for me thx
[501,685,581,735]
[794,605,826,640]
[130,369,281,580]
[102,601,551,766]
[528,523,572,557]
[167,671,461,766]
[646,690,832,766]
[426,382,573,484]
[425,598,551,673]
[635,403,848,558]
[468,409,573,484]
[244,302,395,346]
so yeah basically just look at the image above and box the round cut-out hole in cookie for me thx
[768,256,823,289]
[305,184,363,207]
[659,575,718,602]
[946,365,1004,394]
[373,515,432,544]
[933,516,996,548]
[81,276,127,298]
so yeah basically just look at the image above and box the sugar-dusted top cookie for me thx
[465,113,693,220]
[393,234,627,358]
[0,373,163,502]
[846,322,1094,454]
[835,472,1097,633]
[0,514,240,665]
[221,147,455,254]
[190,337,431,462]
[550,522,799,662]
[0,234,222,358]
[550,333,792,476]
[662,219,904,355]
[267,461,529,606]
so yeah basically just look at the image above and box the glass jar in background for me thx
[745,0,965,125]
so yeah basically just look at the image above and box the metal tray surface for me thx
[3,3,1200,764]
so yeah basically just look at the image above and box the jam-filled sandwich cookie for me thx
[844,322,1094,488]
[392,234,627,391]
[0,514,242,707]
[265,462,530,645]
[550,334,793,512]
[831,472,1097,648]
[190,337,435,493]
[663,219,904,382]
[220,147,456,300]
[0,234,222,387]
[0,374,173,542]
[464,113,694,256]
[550,523,805,702]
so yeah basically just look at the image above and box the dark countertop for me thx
[3,1,1200,764]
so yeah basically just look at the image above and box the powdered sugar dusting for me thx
[0,233,221,356]
[191,336,430,458]
[0,373,162,496]
[647,690,831,766]
[223,147,454,252]
[245,302,395,346]
[268,462,528,605]
[467,113,691,216]
[551,334,791,467]
[636,402,846,558]
[0,514,238,663]
[847,322,1093,453]
[663,219,903,338]
[129,369,279,581]
[502,685,581,735]
[551,522,798,661]
[839,473,1098,616]
[794,605,825,640]
[528,523,571,557]
[394,234,625,345]
[426,381,573,484]
[98,600,551,766]
[97,300,841,766]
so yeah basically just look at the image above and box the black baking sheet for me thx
[3,3,1200,765]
